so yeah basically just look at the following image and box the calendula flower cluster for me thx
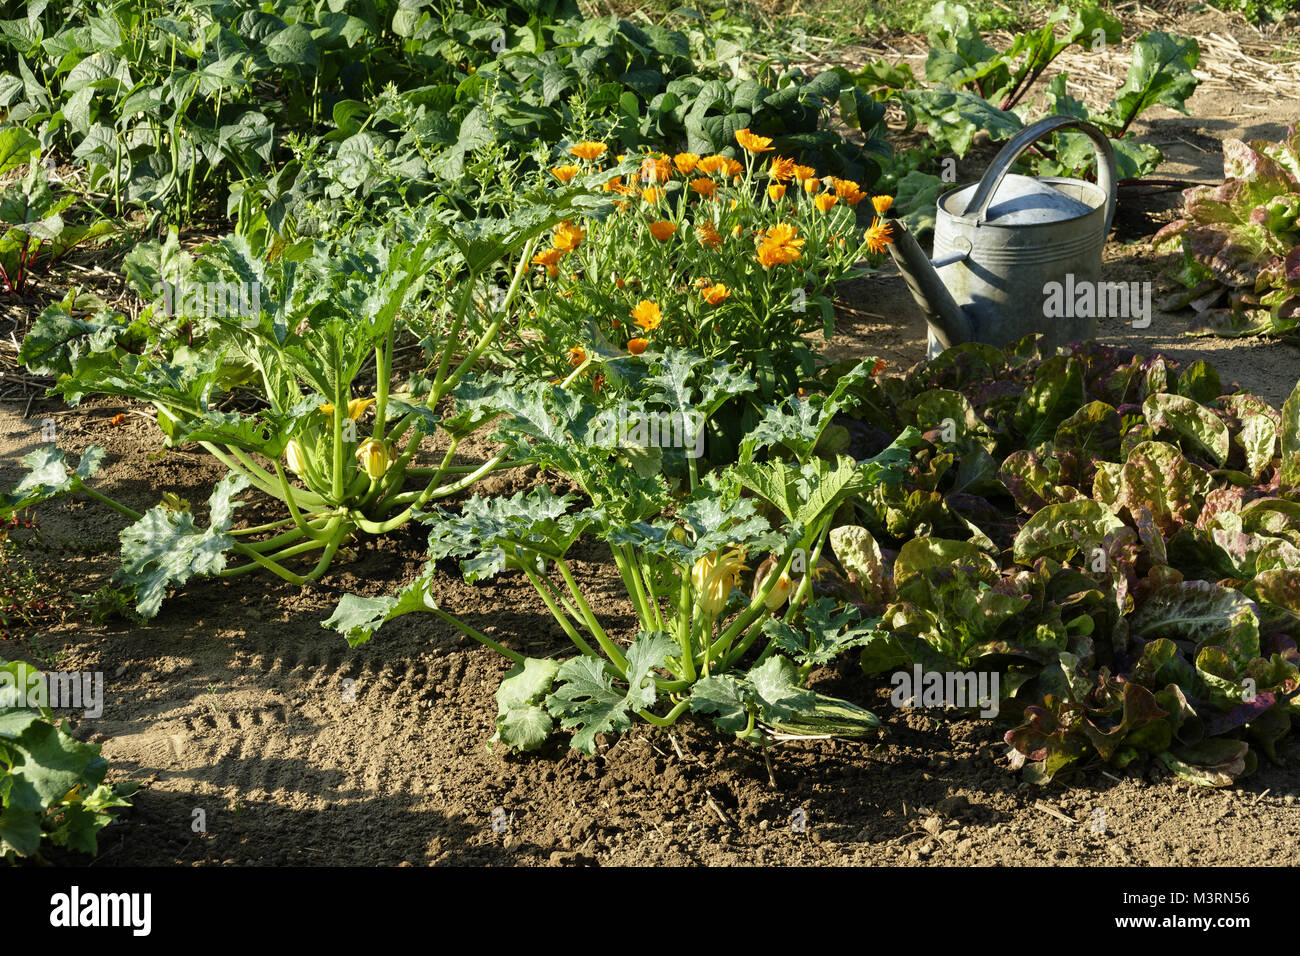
[525,132,897,380]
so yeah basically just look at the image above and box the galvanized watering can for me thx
[889,114,1118,357]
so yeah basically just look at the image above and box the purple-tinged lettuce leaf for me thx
[1013,498,1127,565]
[1143,391,1230,466]
[1119,440,1213,534]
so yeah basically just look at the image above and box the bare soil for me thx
[4,4,1300,868]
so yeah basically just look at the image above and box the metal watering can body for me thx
[889,115,1119,358]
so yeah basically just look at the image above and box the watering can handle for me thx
[959,114,1118,238]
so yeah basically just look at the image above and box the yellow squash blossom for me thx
[701,282,731,305]
[319,396,375,420]
[735,128,773,153]
[355,439,395,480]
[569,141,607,161]
[632,300,662,332]
[648,220,677,241]
[692,549,748,620]
[551,164,581,183]
[285,439,307,478]
[751,555,795,610]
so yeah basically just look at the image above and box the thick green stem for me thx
[556,559,628,673]
[636,699,691,727]
[73,482,142,522]
[425,605,525,665]
[518,562,600,660]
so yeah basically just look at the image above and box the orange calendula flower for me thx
[551,164,581,183]
[642,186,665,204]
[690,177,717,198]
[767,183,787,201]
[110,413,127,426]
[674,152,700,175]
[833,178,866,205]
[568,346,587,367]
[792,164,816,182]
[814,193,838,212]
[532,247,564,278]
[723,158,744,178]
[802,177,821,195]
[627,337,649,355]
[697,155,728,176]
[871,358,888,375]
[756,223,804,268]
[603,175,627,194]
[631,300,662,332]
[569,141,607,161]
[701,282,731,305]
[639,155,672,184]
[769,156,796,182]
[735,128,773,153]
[648,220,677,241]
[864,216,894,254]
[695,220,723,249]
[552,220,585,251]
[872,194,894,216]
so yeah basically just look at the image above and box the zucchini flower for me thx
[320,397,375,421]
[356,438,396,480]
[285,439,307,478]
[691,548,748,621]
[751,554,795,610]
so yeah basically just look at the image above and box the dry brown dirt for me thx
[4,4,1300,868]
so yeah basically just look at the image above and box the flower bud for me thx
[285,439,307,478]
[356,439,394,480]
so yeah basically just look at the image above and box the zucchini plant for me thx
[3,184,620,617]
[328,351,921,751]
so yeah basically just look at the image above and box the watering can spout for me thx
[887,224,973,351]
